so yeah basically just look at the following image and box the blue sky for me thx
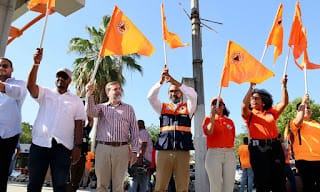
[5,0,320,135]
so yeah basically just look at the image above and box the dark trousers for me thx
[67,155,86,192]
[0,134,19,192]
[249,140,286,192]
[27,139,71,192]
[285,163,296,192]
[295,160,320,192]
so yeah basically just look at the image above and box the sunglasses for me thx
[169,89,180,93]
[0,64,10,69]
[56,72,69,80]
[212,102,224,106]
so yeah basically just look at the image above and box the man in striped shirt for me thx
[85,81,139,192]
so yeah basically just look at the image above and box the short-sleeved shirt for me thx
[244,108,279,139]
[238,144,251,168]
[290,120,320,161]
[139,129,153,162]
[202,116,235,148]
[32,87,86,150]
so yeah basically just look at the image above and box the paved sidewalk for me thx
[7,182,95,192]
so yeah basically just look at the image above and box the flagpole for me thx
[283,47,290,77]
[260,45,268,63]
[304,60,308,94]
[39,0,52,48]
[163,41,168,68]
[216,85,223,108]
[90,56,103,82]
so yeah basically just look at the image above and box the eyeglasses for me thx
[169,89,180,93]
[56,72,69,80]
[212,102,224,106]
[0,64,9,69]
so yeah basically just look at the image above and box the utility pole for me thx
[0,0,16,56]
[190,0,209,191]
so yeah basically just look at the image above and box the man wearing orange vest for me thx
[147,66,197,192]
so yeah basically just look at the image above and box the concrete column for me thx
[190,0,209,191]
[0,0,16,57]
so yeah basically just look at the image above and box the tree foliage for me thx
[146,124,159,143]
[20,122,32,144]
[68,15,142,103]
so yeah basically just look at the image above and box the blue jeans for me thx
[240,168,254,192]
[27,140,71,192]
[129,173,148,192]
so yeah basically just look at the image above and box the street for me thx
[7,181,95,192]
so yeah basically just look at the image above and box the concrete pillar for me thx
[0,0,16,56]
[190,0,209,191]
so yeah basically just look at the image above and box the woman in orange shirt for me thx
[202,97,236,192]
[241,76,288,192]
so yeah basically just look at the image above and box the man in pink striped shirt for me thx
[85,81,139,192]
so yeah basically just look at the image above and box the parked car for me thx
[234,164,242,185]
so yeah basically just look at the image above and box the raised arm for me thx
[293,93,309,127]
[147,67,169,115]
[241,83,255,119]
[27,48,42,98]
[274,75,289,114]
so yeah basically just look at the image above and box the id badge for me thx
[252,140,259,146]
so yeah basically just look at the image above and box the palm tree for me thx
[68,15,143,102]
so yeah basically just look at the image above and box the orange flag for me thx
[99,6,155,57]
[28,0,55,14]
[288,2,307,59]
[266,3,283,64]
[161,3,189,49]
[220,41,275,87]
[295,49,320,70]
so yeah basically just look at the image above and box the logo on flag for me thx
[117,20,129,34]
[231,51,243,65]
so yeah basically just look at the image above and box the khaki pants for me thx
[155,150,190,192]
[95,144,129,192]
[205,148,236,192]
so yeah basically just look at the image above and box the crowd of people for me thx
[1,48,320,192]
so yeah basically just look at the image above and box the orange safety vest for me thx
[156,103,194,151]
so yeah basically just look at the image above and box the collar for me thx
[53,88,70,95]
[107,101,122,107]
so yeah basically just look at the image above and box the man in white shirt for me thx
[0,57,27,192]
[26,48,86,192]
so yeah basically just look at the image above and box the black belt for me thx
[97,141,128,147]
[251,138,278,146]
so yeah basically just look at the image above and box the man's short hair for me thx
[0,57,13,67]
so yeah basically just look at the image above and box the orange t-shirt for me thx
[85,151,95,171]
[238,144,251,168]
[244,108,279,139]
[202,116,235,148]
[290,120,320,161]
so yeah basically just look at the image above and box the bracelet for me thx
[33,64,40,66]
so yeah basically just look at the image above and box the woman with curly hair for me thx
[241,75,289,192]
